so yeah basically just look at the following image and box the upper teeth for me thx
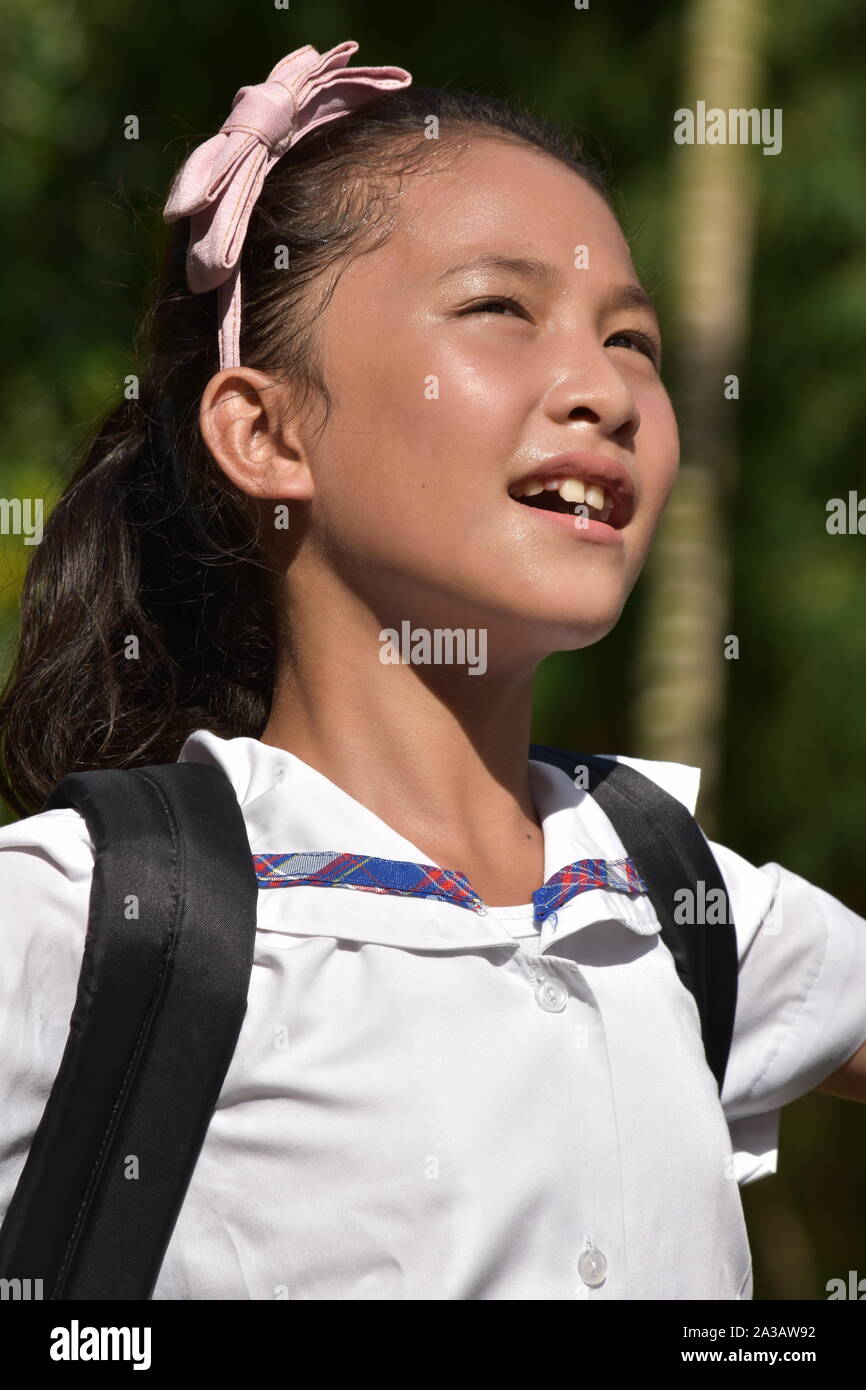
[510,477,612,512]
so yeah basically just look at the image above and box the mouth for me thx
[506,456,635,546]
[508,477,615,522]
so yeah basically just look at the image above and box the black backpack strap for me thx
[0,761,258,1300]
[529,743,738,1096]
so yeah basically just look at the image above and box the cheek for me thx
[381,337,525,478]
[620,388,679,576]
[638,384,680,503]
[318,333,524,522]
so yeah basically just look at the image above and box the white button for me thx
[578,1244,608,1287]
[534,976,568,1012]
[476,904,488,916]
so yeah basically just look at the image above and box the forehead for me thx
[383,137,636,285]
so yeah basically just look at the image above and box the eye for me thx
[606,328,662,367]
[460,296,529,318]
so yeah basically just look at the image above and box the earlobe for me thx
[198,366,313,502]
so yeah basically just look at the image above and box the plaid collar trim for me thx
[253,850,647,921]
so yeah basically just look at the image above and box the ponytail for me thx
[0,312,276,816]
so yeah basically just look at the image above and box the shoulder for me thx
[591,751,702,815]
[0,803,94,997]
[0,802,94,899]
[0,806,95,1212]
[704,834,866,1181]
[591,752,866,1179]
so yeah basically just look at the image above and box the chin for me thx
[510,584,628,642]
[492,601,624,659]
[548,614,621,651]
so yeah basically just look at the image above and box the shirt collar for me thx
[252,848,647,918]
[178,730,702,952]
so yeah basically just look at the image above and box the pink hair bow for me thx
[163,40,412,368]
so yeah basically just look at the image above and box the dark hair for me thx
[0,82,613,817]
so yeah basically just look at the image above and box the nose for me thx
[543,351,641,446]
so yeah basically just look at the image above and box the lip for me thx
[508,451,636,530]
[516,506,624,546]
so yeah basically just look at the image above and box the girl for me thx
[1,39,865,1301]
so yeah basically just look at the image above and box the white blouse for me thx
[1,729,865,1300]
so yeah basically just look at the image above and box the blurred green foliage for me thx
[1,0,864,1298]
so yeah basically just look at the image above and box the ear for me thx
[198,367,314,502]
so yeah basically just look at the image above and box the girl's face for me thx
[302,137,679,666]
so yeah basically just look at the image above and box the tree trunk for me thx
[633,0,766,832]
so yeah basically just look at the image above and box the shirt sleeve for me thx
[0,807,94,1221]
[704,836,866,1185]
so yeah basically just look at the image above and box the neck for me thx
[260,580,543,865]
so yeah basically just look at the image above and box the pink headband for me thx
[163,40,413,369]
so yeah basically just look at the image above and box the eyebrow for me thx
[435,254,563,287]
[606,282,660,323]
[435,254,660,325]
